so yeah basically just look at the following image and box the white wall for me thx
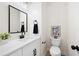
[67,2,79,56]
[44,2,79,56]
[0,3,8,32]
[27,2,42,36]
[42,2,68,55]
[41,3,48,55]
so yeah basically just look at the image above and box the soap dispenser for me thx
[33,20,38,34]
[20,22,25,39]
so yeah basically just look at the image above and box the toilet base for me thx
[50,46,61,56]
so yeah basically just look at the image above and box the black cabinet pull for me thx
[33,49,37,56]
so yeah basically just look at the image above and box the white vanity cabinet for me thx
[9,51,18,56]
[9,49,23,56]
[23,39,40,56]
[6,37,40,56]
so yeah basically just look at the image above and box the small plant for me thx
[0,33,10,40]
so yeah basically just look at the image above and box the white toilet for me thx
[49,36,61,56]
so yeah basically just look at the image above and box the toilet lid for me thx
[50,46,61,55]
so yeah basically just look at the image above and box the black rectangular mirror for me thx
[8,5,28,33]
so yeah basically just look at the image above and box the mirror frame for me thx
[8,5,28,34]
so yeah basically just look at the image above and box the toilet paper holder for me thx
[42,41,46,44]
[71,45,79,51]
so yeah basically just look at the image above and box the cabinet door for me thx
[23,45,34,56]
[9,51,18,56]
[36,45,40,56]
[9,48,23,56]
[23,39,40,56]
[17,48,23,56]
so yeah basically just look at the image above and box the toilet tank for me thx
[50,36,61,47]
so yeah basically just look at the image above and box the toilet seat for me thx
[50,46,61,56]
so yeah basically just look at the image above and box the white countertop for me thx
[0,35,40,56]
